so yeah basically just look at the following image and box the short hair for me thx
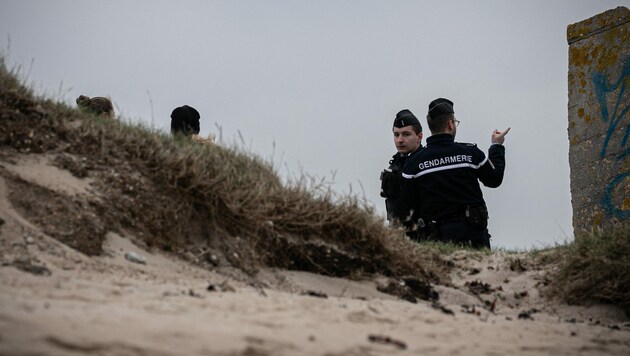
[427,113,455,134]
[410,123,423,135]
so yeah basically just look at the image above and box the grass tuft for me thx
[548,222,630,314]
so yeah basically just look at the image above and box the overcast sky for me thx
[1,0,626,250]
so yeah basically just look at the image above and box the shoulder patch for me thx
[456,142,478,147]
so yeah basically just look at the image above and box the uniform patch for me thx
[418,155,473,170]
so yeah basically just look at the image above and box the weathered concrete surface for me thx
[567,6,630,234]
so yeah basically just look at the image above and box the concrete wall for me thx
[567,6,630,234]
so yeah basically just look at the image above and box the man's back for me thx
[399,97,510,248]
[402,133,497,220]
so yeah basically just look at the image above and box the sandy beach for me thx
[1,152,629,355]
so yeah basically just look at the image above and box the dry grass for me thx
[547,222,630,315]
[0,55,450,282]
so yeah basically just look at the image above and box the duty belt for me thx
[434,205,488,225]
[434,210,468,224]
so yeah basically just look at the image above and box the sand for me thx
[1,151,629,355]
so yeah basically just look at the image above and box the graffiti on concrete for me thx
[592,55,630,218]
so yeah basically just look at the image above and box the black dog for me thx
[170,105,200,136]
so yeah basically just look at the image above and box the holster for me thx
[465,205,489,228]
[407,218,438,242]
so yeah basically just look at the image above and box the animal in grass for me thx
[170,105,201,136]
[76,95,115,119]
[191,133,216,145]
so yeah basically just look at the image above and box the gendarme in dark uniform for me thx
[380,109,423,224]
[401,98,510,248]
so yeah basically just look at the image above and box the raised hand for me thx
[491,127,511,144]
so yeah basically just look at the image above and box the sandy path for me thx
[1,230,629,355]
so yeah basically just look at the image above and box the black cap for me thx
[428,98,454,119]
[393,109,421,130]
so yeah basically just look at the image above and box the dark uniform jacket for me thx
[401,133,505,223]
[380,147,422,222]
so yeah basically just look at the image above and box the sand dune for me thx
[1,152,629,355]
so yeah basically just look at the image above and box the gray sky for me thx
[1,0,626,250]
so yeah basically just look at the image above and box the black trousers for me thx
[437,221,491,249]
